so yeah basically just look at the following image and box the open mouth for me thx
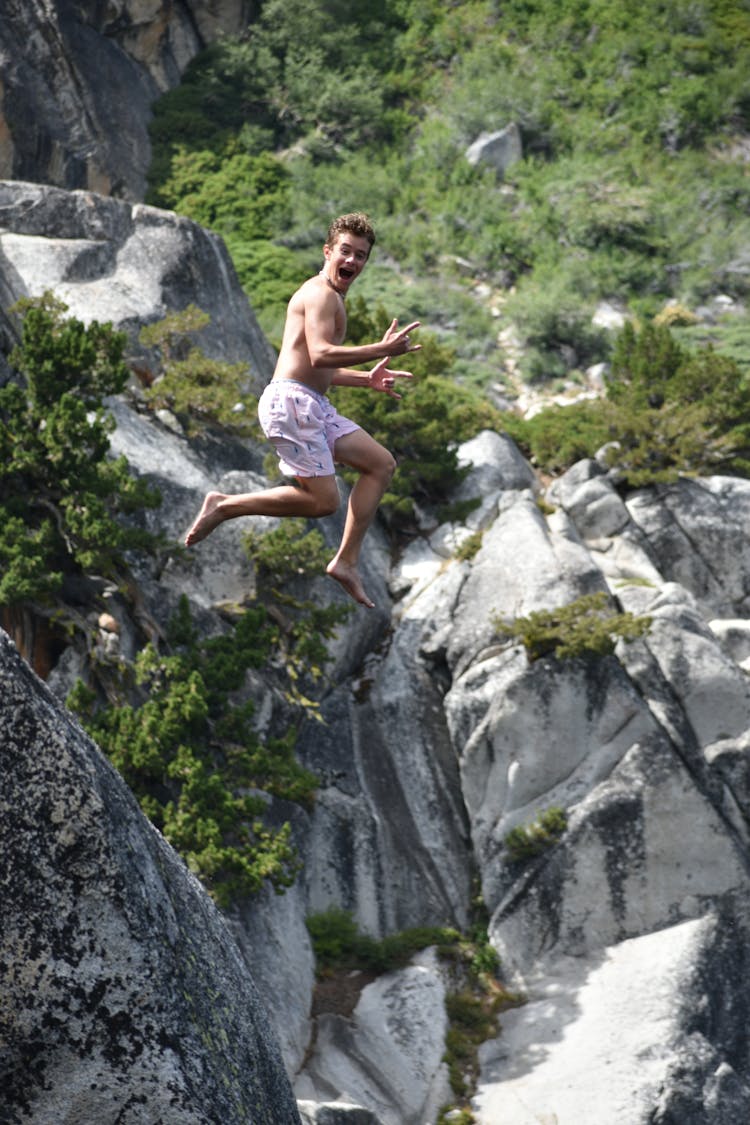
[339,267,355,280]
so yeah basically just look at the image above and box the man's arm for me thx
[305,288,420,368]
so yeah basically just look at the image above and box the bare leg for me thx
[184,477,339,546]
[326,430,396,609]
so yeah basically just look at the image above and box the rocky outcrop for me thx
[0,629,301,1124]
[296,949,452,1123]
[0,0,251,199]
[0,180,275,387]
[4,172,750,1122]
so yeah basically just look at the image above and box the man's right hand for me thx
[380,319,421,356]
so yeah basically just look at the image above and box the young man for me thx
[184,212,420,608]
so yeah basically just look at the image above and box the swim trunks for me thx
[257,379,360,478]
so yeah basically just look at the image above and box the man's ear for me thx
[322,242,331,260]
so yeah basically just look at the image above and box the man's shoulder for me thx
[293,274,335,307]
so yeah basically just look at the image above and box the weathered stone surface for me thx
[0,180,275,386]
[473,909,750,1124]
[229,879,316,1075]
[465,123,523,176]
[296,949,451,1125]
[444,490,606,677]
[298,1102,384,1125]
[0,629,300,1124]
[0,0,251,200]
[625,477,750,615]
[296,616,472,936]
[446,651,659,911]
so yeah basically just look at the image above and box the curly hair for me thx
[326,212,376,252]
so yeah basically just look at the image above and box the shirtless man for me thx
[184,212,420,608]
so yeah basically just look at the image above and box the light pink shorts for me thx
[257,380,360,478]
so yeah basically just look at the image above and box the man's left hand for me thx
[369,356,414,399]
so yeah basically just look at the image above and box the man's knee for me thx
[314,494,340,517]
[378,450,397,483]
[306,480,340,517]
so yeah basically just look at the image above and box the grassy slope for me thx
[146,0,750,384]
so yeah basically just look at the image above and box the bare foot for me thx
[184,491,226,546]
[326,558,374,608]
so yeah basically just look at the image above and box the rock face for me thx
[0,180,275,387]
[296,949,452,1124]
[4,173,750,1123]
[0,629,301,1124]
[0,0,251,199]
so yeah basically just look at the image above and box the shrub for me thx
[499,592,651,661]
[140,305,259,437]
[153,147,292,242]
[455,529,483,562]
[505,399,611,475]
[69,596,318,906]
[601,321,750,483]
[0,294,159,609]
[243,519,352,700]
[305,907,460,976]
[504,807,568,862]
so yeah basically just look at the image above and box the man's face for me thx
[323,231,371,292]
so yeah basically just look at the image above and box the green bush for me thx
[306,907,460,975]
[509,321,750,485]
[69,596,319,906]
[0,294,159,609]
[504,807,568,862]
[243,519,352,699]
[505,399,611,475]
[499,592,651,661]
[153,147,292,242]
[140,305,259,437]
[600,321,750,483]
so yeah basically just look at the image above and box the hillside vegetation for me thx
[147,0,750,386]
[4,0,750,908]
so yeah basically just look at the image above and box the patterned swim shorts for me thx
[257,380,360,478]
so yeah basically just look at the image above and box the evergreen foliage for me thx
[146,0,750,387]
[306,906,461,975]
[244,519,352,710]
[510,321,750,485]
[504,807,568,862]
[140,305,260,437]
[500,591,651,661]
[601,321,750,483]
[69,595,317,906]
[67,511,361,903]
[0,295,159,608]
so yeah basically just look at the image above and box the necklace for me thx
[320,270,346,298]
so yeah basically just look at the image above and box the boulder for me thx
[0,180,276,386]
[0,629,301,1124]
[298,1102,384,1125]
[444,491,606,677]
[465,124,522,176]
[296,949,451,1125]
[445,651,659,912]
[625,477,750,616]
